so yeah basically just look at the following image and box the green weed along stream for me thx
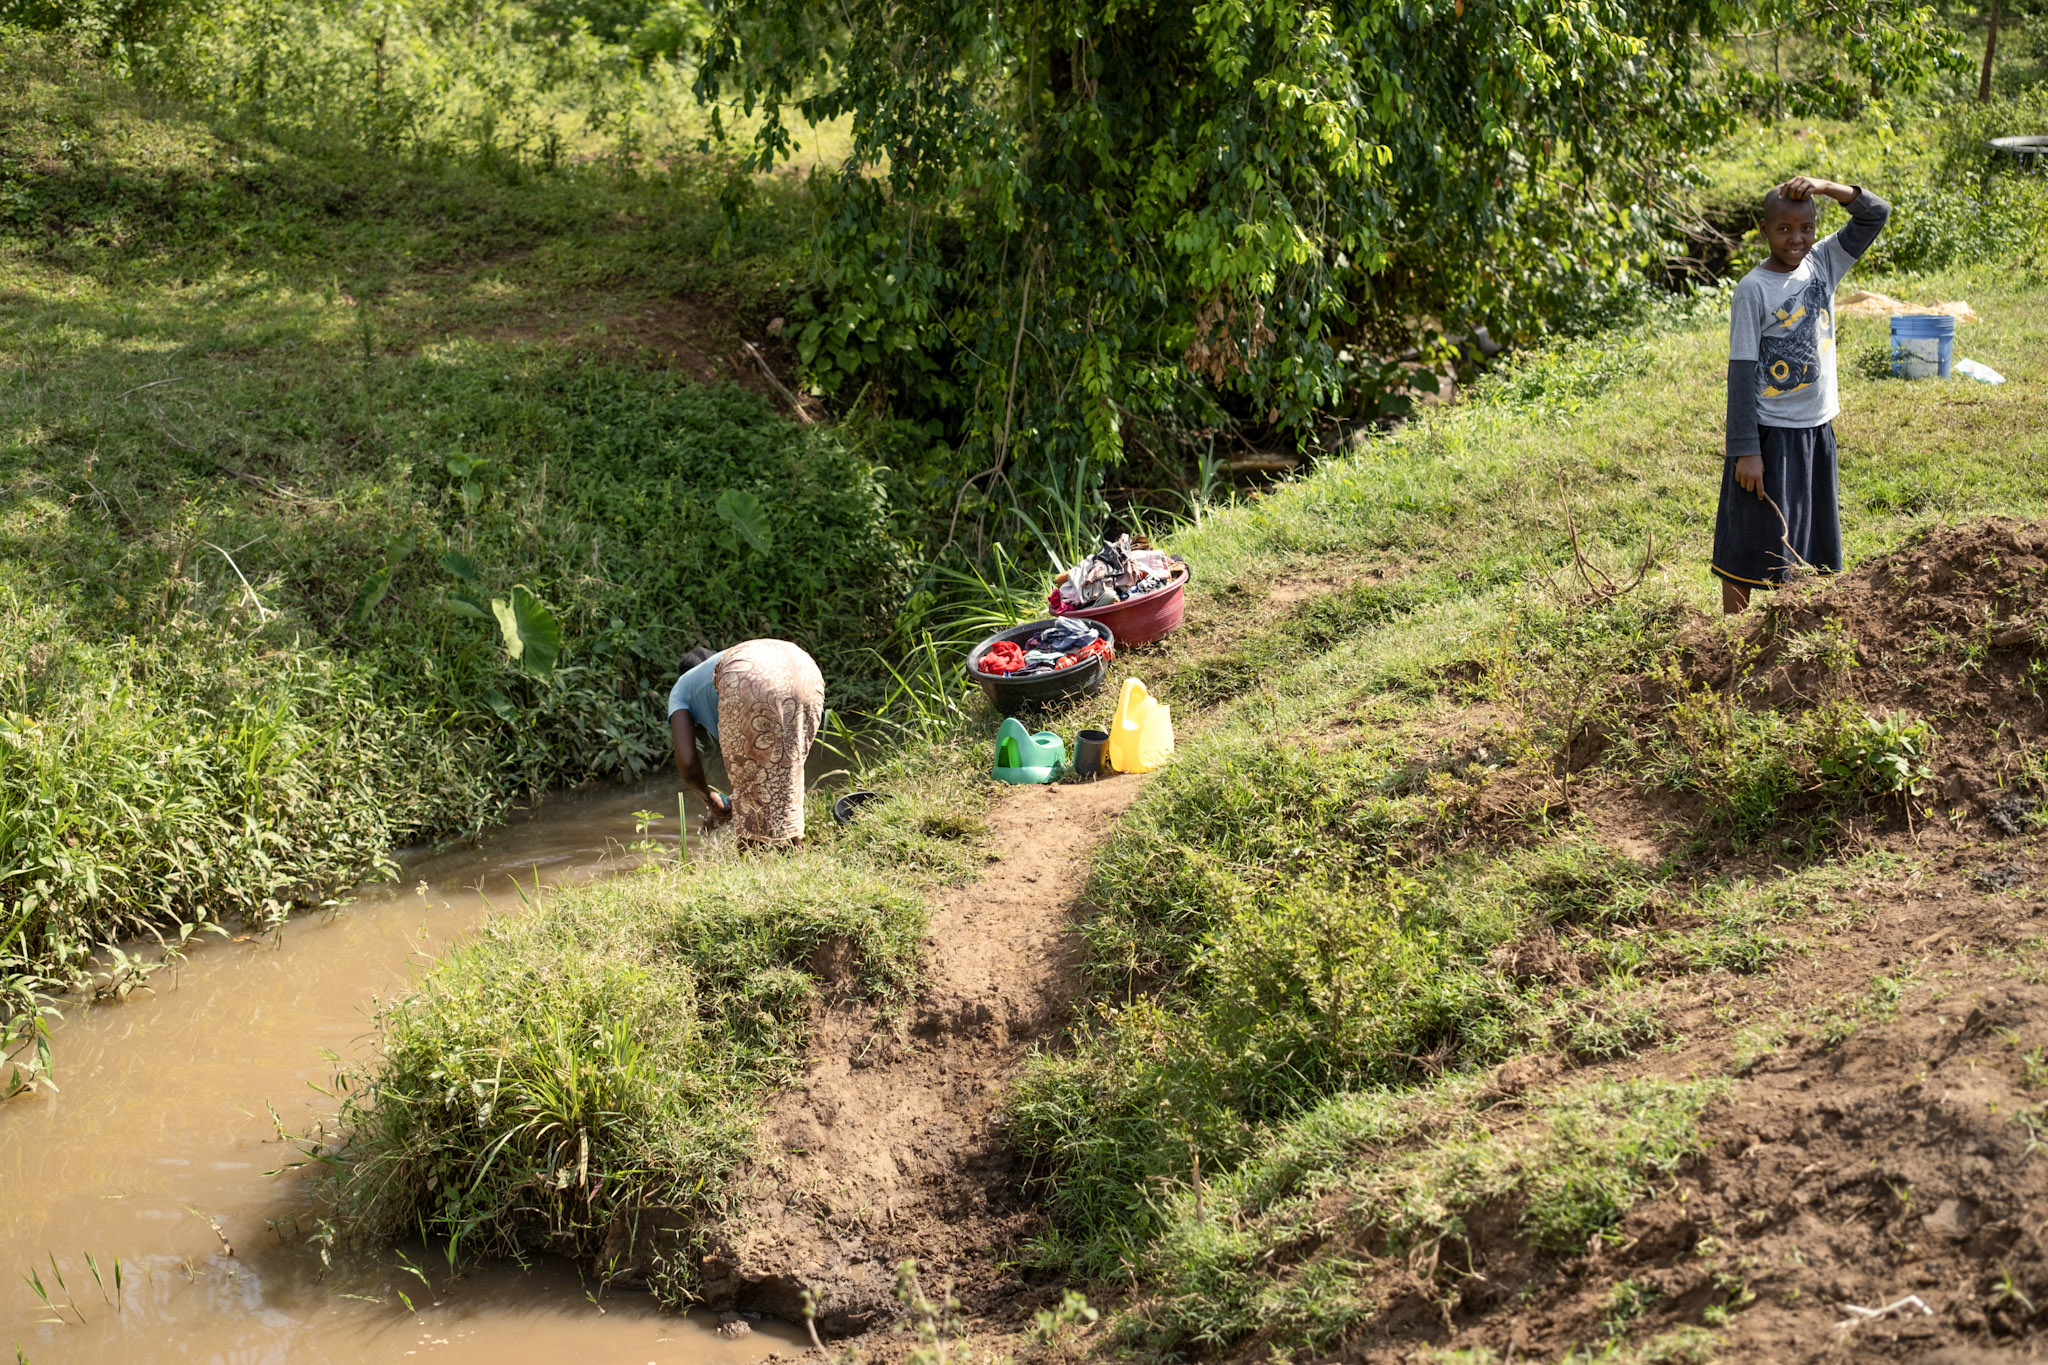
[0,29,923,1071]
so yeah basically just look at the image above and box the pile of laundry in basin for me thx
[979,617,1113,677]
[1050,535,1176,614]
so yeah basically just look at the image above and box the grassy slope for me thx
[0,30,921,1067]
[998,246,2048,1356]
[19,19,2044,1349]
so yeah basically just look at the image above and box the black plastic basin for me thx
[832,791,884,826]
[964,619,1115,718]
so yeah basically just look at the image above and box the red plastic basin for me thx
[1052,562,1191,646]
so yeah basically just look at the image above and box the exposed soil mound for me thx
[1679,518,2048,830]
[1174,827,2048,1365]
[1190,523,2048,1362]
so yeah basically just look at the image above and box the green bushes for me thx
[72,2,711,170]
[1011,728,1532,1275]
[0,602,498,1092]
[1644,690,1937,842]
[1866,87,2048,275]
[0,29,922,1079]
[1864,174,2048,275]
[1698,90,2048,278]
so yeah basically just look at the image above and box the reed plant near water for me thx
[0,605,498,1092]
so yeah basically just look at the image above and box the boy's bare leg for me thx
[1721,579,1751,615]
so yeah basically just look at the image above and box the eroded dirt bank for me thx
[1240,523,2048,1363]
[697,777,1142,1334]
[1372,882,2048,1364]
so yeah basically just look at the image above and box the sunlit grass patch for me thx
[1121,1074,1728,1355]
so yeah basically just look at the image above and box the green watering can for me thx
[992,717,1067,785]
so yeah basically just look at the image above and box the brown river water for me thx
[0,768,829,1364]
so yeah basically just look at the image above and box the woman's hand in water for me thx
[706,791,734,824]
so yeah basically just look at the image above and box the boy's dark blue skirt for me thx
[1711,421,1842,589]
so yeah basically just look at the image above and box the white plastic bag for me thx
[1955,358,2006,385]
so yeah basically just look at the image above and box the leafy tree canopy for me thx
[694,0,1963,497]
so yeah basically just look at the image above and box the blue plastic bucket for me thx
[1890,313,1956,380]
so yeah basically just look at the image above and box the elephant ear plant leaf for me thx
[440,593,492,621]
[713,488,774,556]
[346,533,415,630]
[492,586,562,677]
[437,551,492,620]
[347,567,392,630]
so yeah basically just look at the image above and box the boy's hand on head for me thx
[1734,455,1766,499]
[1776,175,1854,205]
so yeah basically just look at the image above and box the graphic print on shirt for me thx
[1756,277,1834,399]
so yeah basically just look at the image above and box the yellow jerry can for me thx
[1108,677,1175,774]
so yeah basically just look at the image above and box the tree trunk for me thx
[1979,0,2003,103]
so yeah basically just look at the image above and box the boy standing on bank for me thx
[1713,175,1890,612]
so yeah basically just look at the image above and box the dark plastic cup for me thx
[1074,729,1110,780]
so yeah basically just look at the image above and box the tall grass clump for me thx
[0,595,497,1092]
[334,858,926,1268]
[331,745,990,1281]
[869,462,1130,740]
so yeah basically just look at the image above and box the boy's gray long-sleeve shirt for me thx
[1725,187,1891,458]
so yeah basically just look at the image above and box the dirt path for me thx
[699,775,1143,1334]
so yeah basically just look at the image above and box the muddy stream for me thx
[1,766,824,1364]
